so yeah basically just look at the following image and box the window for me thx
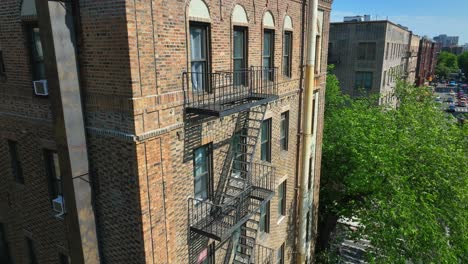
[261,119,272,162]
[357,42,376,60]
[386,43,389,60]
[0,223,12,264]
[44,150,62,200]
[383,71,387,86]
[59,254,70,264]
[190,23,210,92]
[308,157,313,190]
[278,180,286,217]
[26,25,46,81]
[280,111,289,151]
[26,237,37,264]
[276,243,285,264]
[283,31,292,77]
[233,26,248,86]
[263,30,275,81]
[193,144,212,201]
[355,71,373,90]
[306,211,311,242]
[315,35,321,73]
[0,51,6,79]
[259,201,270,233]
[198,243,215,264]
[232,129,247,178]
[8,140,24,184]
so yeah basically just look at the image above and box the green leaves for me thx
[320,77,468,263]
[436,51,459,78]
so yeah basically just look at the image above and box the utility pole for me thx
[297,0,319,263]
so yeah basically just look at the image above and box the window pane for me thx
[190,27,205,60]
[264,32,271,56]
[233,30,244,59]
[0,224,12,264]
[194,145,210,201]
[8,141,23,184]
[191,61,206,91]
[32,28,44,59]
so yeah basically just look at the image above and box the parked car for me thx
[449,81,457,86]
[448,104,456,112]
[458,99,467,107]
[447,97,454,103]
[449,90,456,96]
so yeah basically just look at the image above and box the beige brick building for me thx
[0,0,332,263]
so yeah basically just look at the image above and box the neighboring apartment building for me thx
[0,0,332,264]
[416,38,440,86]
[328,20,411,104]
[433,34,459,48]
[405,33,421,84]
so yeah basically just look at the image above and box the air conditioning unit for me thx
[52,195,65,217]
[33,80,48,96]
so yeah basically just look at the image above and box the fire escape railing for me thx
[183,67,278,116]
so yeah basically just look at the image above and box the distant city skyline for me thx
[331,0,468,44]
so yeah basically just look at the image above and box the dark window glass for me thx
[357,42,376,60]
[259,201,270,233]
[283,32,292,77]
[0,51,6,78]
[27,25,46,80]
[355,71,373,90]
[44,150,62,200]
[0,224,12,264]
[308,157,313,190]
[280,111,289,151]
[233,27,248,86]
[315,35,321,73]
[26,237,37,264]
[59,254,70,264]
[386,43,390,60]
[263,30,275,81]
[190,23,210,92]
[193,144,212,201]
[232,129,247,178]
[278,180,286,216]
[276,243,284,264]
[8,140,24,184]
[261,119,272,162]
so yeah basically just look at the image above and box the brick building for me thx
[0,0,332,263]
[328,20,411,104]
[416,38,440,86]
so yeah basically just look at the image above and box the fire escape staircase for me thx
[185,67,277,263]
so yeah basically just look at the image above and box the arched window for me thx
[188,0,210,21]
[283,16,293,77]
[263,11,275,28]
[232,5,248,24]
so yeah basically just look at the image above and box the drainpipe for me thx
[296,0,318,263]
[35,1,101,263]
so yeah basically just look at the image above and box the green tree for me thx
[318,73,468,263]
[458,52,468,78]
[436,51,459,78]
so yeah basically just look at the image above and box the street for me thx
[434,85,468,113]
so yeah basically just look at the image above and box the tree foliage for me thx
[319,72,468,263]
[458,52,468,78]
[436,51,459,78]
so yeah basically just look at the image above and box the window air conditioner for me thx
[33,80,48,96]
[52,195,65,217]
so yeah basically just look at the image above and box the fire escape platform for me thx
[185,93,279,117]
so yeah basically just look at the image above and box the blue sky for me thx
[331,0,468,44]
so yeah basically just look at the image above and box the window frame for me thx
[0,223,12,264]
[0,50,6,79]
[278,180,287,217]
[355,71,373,91]
[259,201,271,233]
[189,22,211,93]
[282,31,292,78]
[193,143,213,202]
[280,111,289,151]
[233,26,248,86]
[261,118,272,162]
[8,140,24,184]
[263,29,275,81]
[25,23,46,81]
[26,237,38,264]
[357,42,376,61]
[44,150,63,201]
[276,243,285,264]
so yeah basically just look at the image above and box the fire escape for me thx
[184,67,278,264]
